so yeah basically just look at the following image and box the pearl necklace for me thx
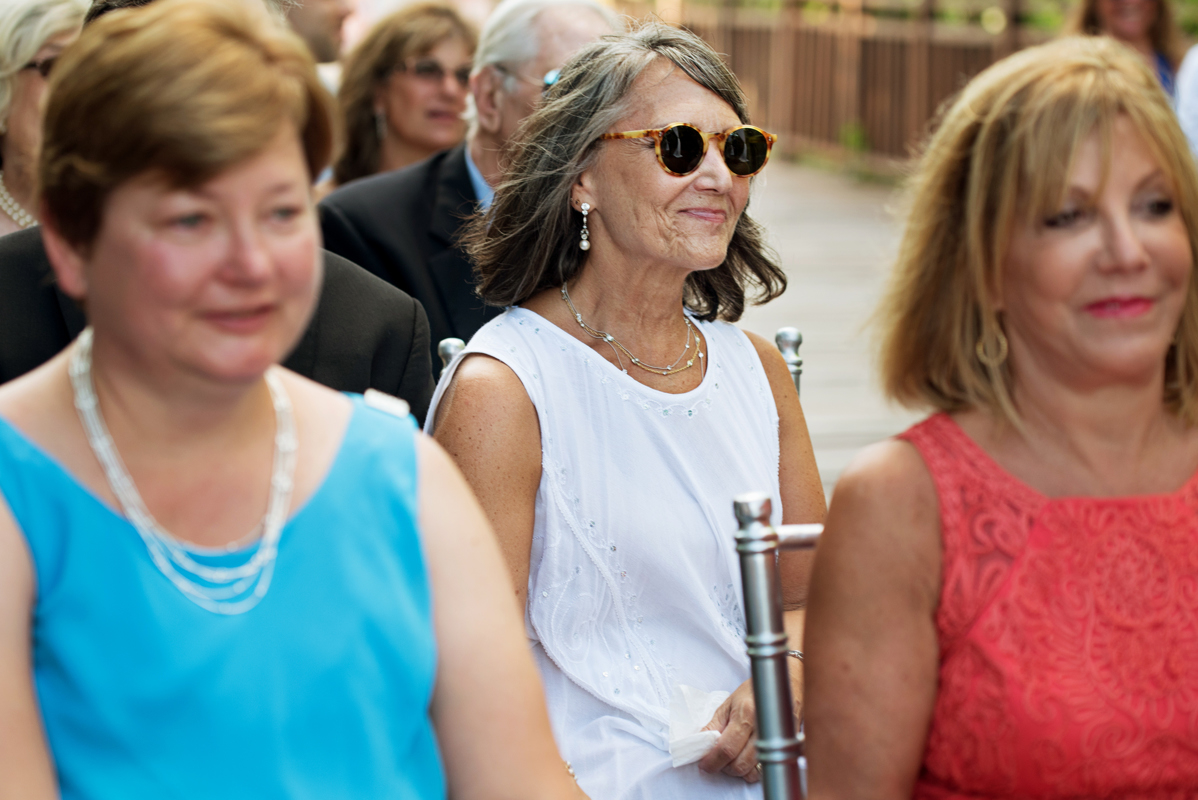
[561,282,704,376]
[0,170,36,229]
[69,328,297,615]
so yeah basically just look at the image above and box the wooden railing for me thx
[619,0,1053,162]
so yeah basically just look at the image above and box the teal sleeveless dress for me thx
[0,396,444,799]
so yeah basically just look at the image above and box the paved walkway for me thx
[736,159,923,495]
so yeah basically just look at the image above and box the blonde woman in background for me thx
[1065,0,1181,95]
[329,2,475,191]
[804,36,1198,798]
[0,0,86,235]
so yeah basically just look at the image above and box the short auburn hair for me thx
[39,0,334,248]
[877,36,1198,424]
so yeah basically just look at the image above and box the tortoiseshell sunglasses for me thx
[600,123,778,177]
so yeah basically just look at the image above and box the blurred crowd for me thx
[0,0,1196,797]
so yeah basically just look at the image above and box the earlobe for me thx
[572,170,596,212]
[40,206,89,300]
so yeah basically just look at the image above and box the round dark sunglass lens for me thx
[725,128,769,175]
[660,125,705,174]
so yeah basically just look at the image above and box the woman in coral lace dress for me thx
[803,36,1198,798]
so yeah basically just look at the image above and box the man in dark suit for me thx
[319,0,617,373]
[0,227,436,423]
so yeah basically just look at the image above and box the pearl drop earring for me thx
[579,203,591,251]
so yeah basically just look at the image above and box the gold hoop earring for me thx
[976,328,1009,368]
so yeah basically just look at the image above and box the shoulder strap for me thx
[898,414,1043,649]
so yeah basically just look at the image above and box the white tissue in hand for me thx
[667,684,730,767]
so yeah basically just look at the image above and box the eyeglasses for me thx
[600,123,778,177]
[21,55,57,79]
[493,63,561,95]
[396,58,471,89]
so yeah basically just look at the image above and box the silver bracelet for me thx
[787,649,804,662]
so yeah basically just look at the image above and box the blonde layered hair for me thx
[878,36,1198,424]
[0,0,87,140]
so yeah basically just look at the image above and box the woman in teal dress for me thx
[0,1,585,798]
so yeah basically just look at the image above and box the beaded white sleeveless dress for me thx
[427,307,781,799]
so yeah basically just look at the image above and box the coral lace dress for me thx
[900,413,1198,798]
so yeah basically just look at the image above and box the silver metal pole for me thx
[777,524,822,551]
[775,328,803,397]
[734,493,803,800]
[438,337,466,372]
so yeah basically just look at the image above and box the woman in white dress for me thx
[427,22,825,799]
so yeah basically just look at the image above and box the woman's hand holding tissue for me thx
[696,644,805,784]
[697,679,760,783]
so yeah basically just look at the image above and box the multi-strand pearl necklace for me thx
[0,170,36,229]
[561,281,704,377]
[69,328,297,615]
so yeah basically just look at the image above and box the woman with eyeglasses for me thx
[0,0,86,236]
[329,2,474,191]
[427,22,825,800]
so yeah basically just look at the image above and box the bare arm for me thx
[418,435,585,800]
[803,440,942,800]
[431,355,541,608]
[0,493,57,800]
[698,333,827,782]
[745,332,826,606]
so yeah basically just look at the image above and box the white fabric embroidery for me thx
[427,307,781,799]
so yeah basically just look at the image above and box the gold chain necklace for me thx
[560,282,704,376]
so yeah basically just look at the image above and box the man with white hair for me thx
[284,0,350,63]
[319,0,620,372]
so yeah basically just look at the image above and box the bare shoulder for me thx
[0,352,73,434]
[742,329,792,381]
[275,368,354,448]
[431,354,537,440]
[824,438,941,585]
[835,438,935,504]
[277,368,353,416]
[414,433,462,500]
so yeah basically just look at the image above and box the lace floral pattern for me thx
[902,414,1198,799]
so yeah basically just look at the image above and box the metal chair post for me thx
[438,337,466,372]
[734,493,822,800]
[775,328,803,397]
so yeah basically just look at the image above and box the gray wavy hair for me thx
[0,0,87,137]
[463,21,786,322]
